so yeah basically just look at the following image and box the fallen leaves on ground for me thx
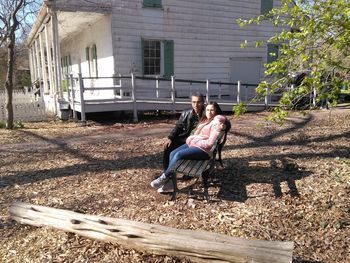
[0,108,349,263]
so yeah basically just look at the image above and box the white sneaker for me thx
[157,180,174,193]
[150,173,168,188]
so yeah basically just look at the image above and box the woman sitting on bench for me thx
[151,101,227,193]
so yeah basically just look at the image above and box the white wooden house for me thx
[27,0,281,120]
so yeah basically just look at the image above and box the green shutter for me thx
[141,38,145,75]
[267,44,279,63]
[163,40,174,77]
[143,0,162,8]
[261,0,273,15]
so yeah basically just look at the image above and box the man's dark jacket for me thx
[168,109,201,143]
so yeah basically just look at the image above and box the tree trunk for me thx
[3,0,23,129]
[10,202,294,263]
[5,31,15,129]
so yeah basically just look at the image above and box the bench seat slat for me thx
[176,160,192,173]
[172,159,187,171]
[182,160,199,175]
[189,160,210,176]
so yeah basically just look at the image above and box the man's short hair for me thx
[191,92,205,102]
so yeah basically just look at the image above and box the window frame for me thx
[141,38,174,77]
[142,39,163,76]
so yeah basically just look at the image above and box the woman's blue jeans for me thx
[164,144,209,178]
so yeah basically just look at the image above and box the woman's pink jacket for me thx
[186,115,227,154]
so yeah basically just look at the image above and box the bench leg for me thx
[202,171,210,201]
[171,172,178,201]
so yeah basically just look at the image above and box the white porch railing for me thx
[65,74,280,123]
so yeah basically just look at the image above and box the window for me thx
[143,40,161,75]
[261,0,273,15]
[142,39,174,77]
[143,0,162,8]
[267,44,279,63]
[85,44,98,77]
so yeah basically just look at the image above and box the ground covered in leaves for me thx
[0,108,349,263]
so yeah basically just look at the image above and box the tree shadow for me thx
[226,113,349,151]
[1,114,349,195]
[207,112,349,202]
[213,157,312,202]
[0,129,163,188]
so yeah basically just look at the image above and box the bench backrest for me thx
[216,119,231,165]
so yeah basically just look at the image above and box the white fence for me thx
[0,89,47,122]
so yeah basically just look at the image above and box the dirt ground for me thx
[0,108,349,263]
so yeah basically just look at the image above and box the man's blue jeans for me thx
[164,144,209,178]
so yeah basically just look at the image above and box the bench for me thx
[170,120,231,201]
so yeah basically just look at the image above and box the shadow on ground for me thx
[2,113,349,204]
[213,157,311,202]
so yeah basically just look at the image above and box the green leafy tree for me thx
[237,0,350,119]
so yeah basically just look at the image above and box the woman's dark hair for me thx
[199,101,222,123]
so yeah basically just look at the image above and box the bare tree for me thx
[0,0,41,129]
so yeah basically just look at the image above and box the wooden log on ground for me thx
[10,202,293,263]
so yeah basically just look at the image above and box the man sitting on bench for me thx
[163,92,205,170]
[151,102,227,193]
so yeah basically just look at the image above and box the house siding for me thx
[27,0,283,115]
[111,0,279,82]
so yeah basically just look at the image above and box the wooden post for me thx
[237,80,241,104]
[70,74,77,120]
[10,202,294,263]
[312,88,317,108]
[78,73,86,125]
[206,79,210,103]
[66,75,71,103]
[118,74,123,98]
[34,39,42,92]
[171,76,175,113]
[131,73,138,122]
[52,11,62,98]
[265,87,269,109]
[44,23,54,96]
[156,76,159,99]
[39,32,49,94]
[29,45,35,83]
